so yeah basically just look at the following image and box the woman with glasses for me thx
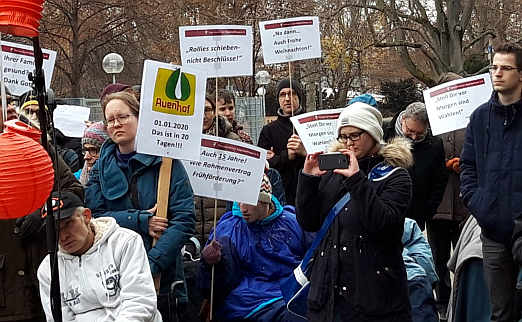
[85,91,196,322]
[78,122,109,185]
[296,102,414,321]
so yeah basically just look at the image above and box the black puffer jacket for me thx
[296,138,413,321]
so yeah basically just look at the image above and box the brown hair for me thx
[212,89,235,105]
[102,91,140,120]
[494,42,522,69]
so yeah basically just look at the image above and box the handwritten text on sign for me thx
[179,25,253,77]
[136,60,206,161]
[291,109,341,153]
[182,135,267,205]
[423,73,492,136]
[259,16,321,64]
[1,40,57,96]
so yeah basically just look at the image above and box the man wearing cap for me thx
[198,175,310,321]
[37,192,162,322]
[258,79,306,206]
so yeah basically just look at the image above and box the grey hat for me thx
[336,102,384,144]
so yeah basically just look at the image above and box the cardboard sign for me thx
[179,25,253,77]
[53,105,90,138]
[424,73,493,135]
[259,16,321,64]
[291,109,341,153]
[136,60,206,161]
[182,135,267,205]
[0,40,57,96]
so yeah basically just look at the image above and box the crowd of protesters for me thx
[0,42,521,322]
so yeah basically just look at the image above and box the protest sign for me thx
[179,25,253,77]
[53,105,90,138]
[291,109,341,153]
[136,60,206,161]
[423,73,492,135]
[182,135,267,205]
[1,40,56,96]
[259,16,321,64]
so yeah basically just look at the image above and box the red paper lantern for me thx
[0,131,54,219]
[0,0,45,38]
[4,120,41,142]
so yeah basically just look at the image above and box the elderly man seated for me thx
[199,174,310,322]
[37,192,162,322]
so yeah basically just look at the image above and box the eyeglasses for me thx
[106,114,135,128]
[279,90,297,99]
[82,146,100,156]
[489,65,520,72]
[337,131,365,143]
[403,121,427,139]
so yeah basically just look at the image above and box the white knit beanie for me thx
[336,102,384,144]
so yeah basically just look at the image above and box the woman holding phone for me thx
[296,102,414,321]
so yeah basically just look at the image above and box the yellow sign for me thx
[153,68,196,116]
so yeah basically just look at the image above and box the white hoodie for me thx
[38,217,162,322]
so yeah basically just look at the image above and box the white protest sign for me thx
[1,40,57,96]
[181,135,267,205]
[136,60,206,161]
[53,105,90,138]
[179,25,253,77]
[424,73,493,136]
[291,109,341,153]
[259,16,321,64]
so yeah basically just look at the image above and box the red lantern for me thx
[4,120,41,142]
[0,131,54,219]
[0,0,45,38]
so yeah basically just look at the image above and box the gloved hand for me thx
[201,240,222,265]
[13,209,44,239]
[446,157,460,173]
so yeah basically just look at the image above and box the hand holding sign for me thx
[287,134,306,160]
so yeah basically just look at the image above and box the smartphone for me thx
[318,152,349,171]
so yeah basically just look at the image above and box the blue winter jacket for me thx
[85,140,196,295]
[199,198,311,320]
[402,218,438,285]
[460,93,522,245]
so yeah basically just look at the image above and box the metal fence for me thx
[234,96,265,145]
[61,98,103,122]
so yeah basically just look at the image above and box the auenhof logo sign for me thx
[153,68,196,116]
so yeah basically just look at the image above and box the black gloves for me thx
[13,209,44,239]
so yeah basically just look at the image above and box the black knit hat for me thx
[276,79,304,104]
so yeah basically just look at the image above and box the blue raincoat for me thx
[199,197,311,320]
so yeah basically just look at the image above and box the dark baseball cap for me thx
[41,192,84,221]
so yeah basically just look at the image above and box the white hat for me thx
[336,102,384,144]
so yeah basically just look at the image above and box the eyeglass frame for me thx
[489,65,520,73]
[337,130,365,143]
[278,89,298,99]
[82,146,100,156]
[402,120,427,139]
[106,113,136,128]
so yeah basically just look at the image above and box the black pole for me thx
[32,36,62,322]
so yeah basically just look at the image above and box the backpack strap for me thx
[300,192,351,272]
[300,163,399,273]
